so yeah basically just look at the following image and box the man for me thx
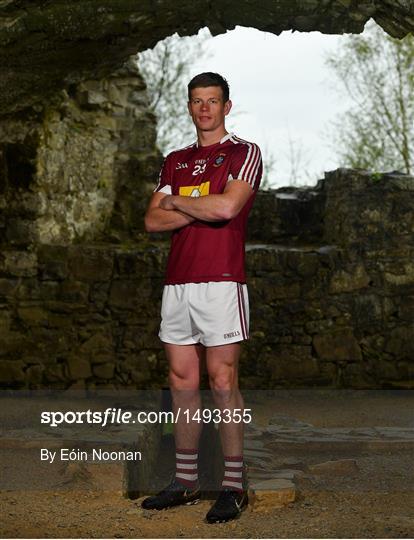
[142,72,262,523]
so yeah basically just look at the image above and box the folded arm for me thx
[144,191,196,232]
[159,180,254,222]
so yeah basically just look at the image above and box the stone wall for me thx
[1,169,412,390]
[0,57,160,246]
[1,3,413,390]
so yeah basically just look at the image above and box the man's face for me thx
[188,86,232,133]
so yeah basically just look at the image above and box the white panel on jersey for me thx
[155,184,172,195]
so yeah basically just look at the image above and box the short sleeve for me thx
[228,143,262,191]
[154,154,173,195]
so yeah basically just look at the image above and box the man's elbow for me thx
[144,214,158,233]
[217,202,240,221]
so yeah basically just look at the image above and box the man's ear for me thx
[187,101,192,116]
[224,99,232,116]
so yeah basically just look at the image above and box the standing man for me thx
[142,72,262,524]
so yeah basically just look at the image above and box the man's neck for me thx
[197,128,228,147]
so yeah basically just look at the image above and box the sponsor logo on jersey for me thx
[223,330,241,339]
[176,162,188,170]
[214,153,226,167]
[179,181,210,197]
[194,159,207,165]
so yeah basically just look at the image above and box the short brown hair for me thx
[188,72,230,102]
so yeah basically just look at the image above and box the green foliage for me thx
[370,172,383,182]
[325,20,414,175]
[137,30,210,156]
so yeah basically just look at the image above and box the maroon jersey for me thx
[154,133,262,285]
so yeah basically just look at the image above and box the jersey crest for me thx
[213,153,226,167]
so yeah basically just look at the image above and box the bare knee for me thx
[208,367,238,404]
[169,368,199,392]
[209,372,232,391]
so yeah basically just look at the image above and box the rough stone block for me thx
[79,332,114,354]
[384,262,414,286]
[26,364,44,384]
[385,325,414,358]
[0,360,25,383]
[313,328,362,361]
[17,306,49,326]
[269,347,319,380]
[44,364,67,383]
[109,278,153,310]
[0,310,11,332]
[93,362,115,379]
[37,245,69,280]
[6,219,39,245]
[1,331,31,356]
[67,355,92,380]
[308,458,359,476]
[0,250,38,277]
[58,281,89,303]
[0,278,19,298]
[249,478,296,512]
[68,246,113,282]
[130,369,150,385]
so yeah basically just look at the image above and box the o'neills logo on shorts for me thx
[224,330,241,339]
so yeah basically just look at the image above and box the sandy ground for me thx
[1,389,413,538]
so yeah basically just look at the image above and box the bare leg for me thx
[205,342,244,456]
[165,343,204,450]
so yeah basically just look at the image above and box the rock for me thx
[329,264,370,293]
[44,364,67,383]
[268,414,313,428]
[0,360,25,383]
[278,457,306,468]
[26,364,44,385]
[93,362,115,379]
[66,355,92,380]
[0,250,38,277]
[249,478,296,512]
[17,307,49,326]
[313,328,362,361]
[308,458,359,476]
[68,246,113,282]
[244,438,266,450]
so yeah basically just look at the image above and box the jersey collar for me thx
[195,132,235,148]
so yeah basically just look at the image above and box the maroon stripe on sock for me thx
[176,477,198,488]
[176,467,197,474]
[223,455,243,461]
[223,476,243,486]
[222,483,244,493]
[176,448,198,454]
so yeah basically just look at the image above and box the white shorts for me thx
[159,281,250,347]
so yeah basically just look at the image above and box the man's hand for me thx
[144,192,195,232]
[159,195,177,211]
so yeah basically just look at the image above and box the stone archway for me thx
[0,1,413,115]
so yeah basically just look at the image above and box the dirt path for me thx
[1,389,413,538]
